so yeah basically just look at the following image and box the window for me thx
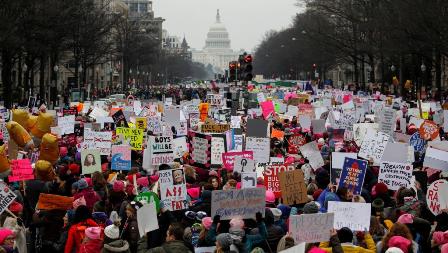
[139,3,148,13]
[130,3,138,12]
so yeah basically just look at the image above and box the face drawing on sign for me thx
[172,169,185,185]
[83,154,96,167]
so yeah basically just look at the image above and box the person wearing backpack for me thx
[64,205,98,253]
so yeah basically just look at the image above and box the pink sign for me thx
[222,151,254,171]
[260,101,275,119]
[8,159,34,182]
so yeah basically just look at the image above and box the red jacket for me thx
[74,188,101,210]
[80,238,103,253]
[64,219,99,253]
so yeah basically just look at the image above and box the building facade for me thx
[122,0,164,44]
[192,10,241,73]
[162,30,192,60]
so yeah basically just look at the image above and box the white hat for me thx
[104,224,120,239]
[385,247,404,253]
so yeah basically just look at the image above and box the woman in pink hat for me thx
[80,227,103,253]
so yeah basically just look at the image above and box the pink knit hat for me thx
[187,187,200,199]
[433,231,448,246]
[150,174,159,184]
[230,218,244,229]
[265,190,275,203]
[113,180,125,192]
[441,243,448,253]
[397,213,414,224]
[308,247,326,253]
[137,177,149,188]
[0,228,13,245]
[60,147,68,157]
[388,236,411,253]
[84,177,93,187]
[85,227,102,240]
[202,217,213,230]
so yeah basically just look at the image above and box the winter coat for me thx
[320,233,376,253]
[138,240,193,253]
[122,217,139,252]
[102,240,131,253]
[80,239,103,253]
[74,188,101,211]
[64,219,99,253]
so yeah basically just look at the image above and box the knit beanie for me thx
[0,228,13,245]
[113,180,125,192]
[216,233,233,250]
[77,179,88,190]
[388,236,411,253]
[85,227,102,240]
[303,201,319,214]
[230,218,245,229]
[202,217,212,230]
[104,224,120,239]
[385,247,404,253]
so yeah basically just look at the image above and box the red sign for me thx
[287,134,307,154]
[263,164,295,198]
[8,159,34,182]
[221,151,253,171]
[419,120,439,141]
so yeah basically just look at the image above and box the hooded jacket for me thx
[80,238,103,253]
[138,240,193,253]
[64,219,99,253]
[319,233,376,253]
[74,188,101,211]
[102,239,131,253]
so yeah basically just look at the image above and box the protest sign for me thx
[230,116,241,129]
[111,145,131,171]
[279,243,306,253]
[172,137,188,159]
[201,121,230,134]
[135,117,147,130]
[444,111,448,131]
[211,136,226,165]
[211,188,265,220]
[150,136,173,154]
[286,105,299,117]
[159,168,188,211]
[116,127,144,150]
[207,94,224,107]
[241,172,257,188]
[287,134,307,154]
[426,179,448,215]
[331,152,358,185]
[83,130,112,155]
[151,153,175,165]
[378,161,413,190]
[410,132,426,152]
[232,134,243,152]
[379,108,396,135]
[312,119,326,134]
[419,120,440,141]
[0,122,9,141]
[299,142,324,170]
[112,110,128,127]
[58,115,75,135]
[271,129,285,140]
[299,115,311,130]
[260,101,275,119]
[327,201,371,231]
[234,156,256,173]
[289,213,334,243]
[264,164,295,198]
[298,104,315,119]
[245,137,270,164]
[189,132,211,168]
[0,183,16,215]
[222,151,253,171]
[358,129,389,165]
[81,149,102,174]
[137,204,159,237]
[135,192,160,212]
[8,159,34,182]
[338,158,367,195]
[381,142,408,163]
[353,123,378,146]
[423,147,448,171]
[247,119,269,138]
[37,194,74,210]
[278,169,307,205]
[195,247,216,253]
[329,109,357,130]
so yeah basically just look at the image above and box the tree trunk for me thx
[1,50,13,109]
[39,55,46,101]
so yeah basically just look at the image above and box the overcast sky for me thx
[153,0,301,52]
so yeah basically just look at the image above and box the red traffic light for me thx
[312,63,317,69]
[244,55,253,63]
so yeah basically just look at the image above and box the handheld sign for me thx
[278,169,308,205]
[0,183,16,215]
[234,157,256,173]
[426,179,448,215]
[378,161,413,190]
[289,213,334,243]
[338,158,367,195]
[241,172,257,189]
[211,188,265,220]
[328,201,371,231]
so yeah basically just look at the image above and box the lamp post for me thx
[390,65,396,94]
[53,65,59,107]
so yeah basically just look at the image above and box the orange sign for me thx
[37,194,74,210]
[419,120,439,140]
[199,103,209,122]
[271,129,285,140]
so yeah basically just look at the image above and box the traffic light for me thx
[239,53,253,82]
[229,61,238,82]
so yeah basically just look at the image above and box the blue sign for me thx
[338,158,367,195]
[410,132,426,152]
[111,152,131,171]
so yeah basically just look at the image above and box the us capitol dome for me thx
[192,9,242,73]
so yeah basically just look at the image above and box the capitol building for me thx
[192,10,242,74]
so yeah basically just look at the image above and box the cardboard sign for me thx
[81,149,102,174]
[234,156,256,173]
[358,129,389,165]
[199,103,209,122]
[116,127,144,150]
[338,158,367,195]
[279,169,307,205]
[379,108,396,135]
[245,137,270,164]
[241,172,257,188]
[36,193,73,210]
[112,110,128,128]
[111,145,131,171]
[211,188,266,220]
[0,183,16,215]
[201,121,230,133]
[378,161,413,190]
[327,201,371,231]
[8,159,34,182]
[426,179,448,215]
[189,132,211,168]
[222,151,253,171]
[289,213,334,243]
[264,164,295,198]
[410,132,426,152]
[150,136,173,154]
[287,134,307,154]
[135,117,147,130]
[419,120,439,141]
[137,204,159,237]
[423,147,448,171]
[159,169,188,211]
[83,130,112,155]
[299,142,324,170]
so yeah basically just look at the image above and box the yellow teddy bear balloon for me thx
[6,121,34,151]
[39,133,59,164]
[11,109,30,130]
[0,145,10,173]
[35,160,56,182]
[30,112,53,139]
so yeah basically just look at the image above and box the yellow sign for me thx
[135,117,147,130]
[116,127,144,150]
[200,121,230,133]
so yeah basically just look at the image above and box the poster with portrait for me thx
[188,131,212,169]
[81,149,102,174]
[159,168,188,211]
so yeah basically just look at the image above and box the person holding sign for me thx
[319,227,376,253]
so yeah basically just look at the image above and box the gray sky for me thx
[153,0,301,52]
